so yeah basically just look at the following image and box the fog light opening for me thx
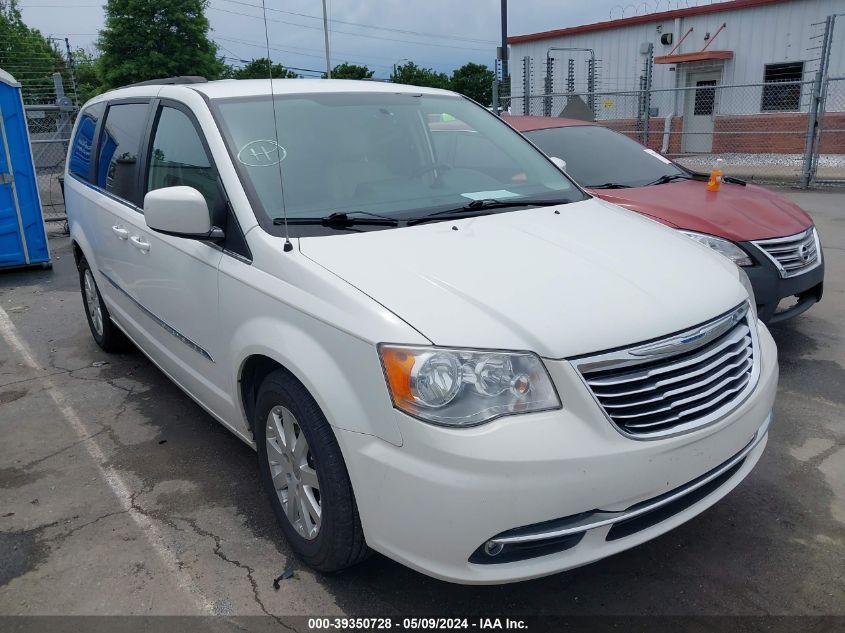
[483,540,504,557]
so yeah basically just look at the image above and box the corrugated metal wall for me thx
[510,0,844,116]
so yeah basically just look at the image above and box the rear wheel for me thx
[77,256,129,353]
[255,369,369,571]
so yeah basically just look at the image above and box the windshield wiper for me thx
[590,182,633,189]
[408,198,573,226]
[274,211,399,228]
[644,173,693,187]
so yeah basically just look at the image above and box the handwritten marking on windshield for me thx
[237,140,287,167]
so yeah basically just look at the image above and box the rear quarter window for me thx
[68,102,105,182]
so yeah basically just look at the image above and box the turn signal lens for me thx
[378,345,561,427]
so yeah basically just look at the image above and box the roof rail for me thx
[126,76,208,87]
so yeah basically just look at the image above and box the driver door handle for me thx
[129,235,150,254]
[111,225,129,240]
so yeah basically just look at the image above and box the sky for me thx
[17,0,684,79]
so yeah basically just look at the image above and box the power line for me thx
[215,34,394,69]
[220,0,497,45]
[209,6,491,53]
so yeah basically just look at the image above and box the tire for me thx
[255,369,369,572]
[77,255,130,353]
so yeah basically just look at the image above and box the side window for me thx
[97,103,149,204]
[146,106,221,215]
[68,102,105,182]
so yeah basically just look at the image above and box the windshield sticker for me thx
[461,189,520,201]
[237,140,287,167]
[643,148,672,164]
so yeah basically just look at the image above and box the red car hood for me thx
[589,179,813,242]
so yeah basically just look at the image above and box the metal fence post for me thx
[801,14,835,188]
[492,79,499,116]
[641,43,653,147]
[587,57,596,115]
[543,56,554,117]
[521,56,528,115]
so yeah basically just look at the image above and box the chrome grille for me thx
[752,227,820,278]
[573,304,758,439]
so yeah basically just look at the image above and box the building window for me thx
[761,62,804,112]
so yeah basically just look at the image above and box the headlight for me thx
[378,345,561,427]
[679,231,752,266]
[738,266,758,321]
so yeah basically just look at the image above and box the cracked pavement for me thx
[0,189,843,619]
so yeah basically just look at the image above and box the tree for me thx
[97,0,224,90]
[0,0,68,103]
[325,63,373,80]
[223,57,298,80]
[71,48,102,104]
[390,62,450,90]
[450,62,495,106]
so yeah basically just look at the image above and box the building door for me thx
[683,71,720,153]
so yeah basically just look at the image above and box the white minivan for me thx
[65,78,778,584]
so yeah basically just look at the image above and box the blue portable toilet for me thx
[0,69,50,269]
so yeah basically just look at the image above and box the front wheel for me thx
[255,369,369,572]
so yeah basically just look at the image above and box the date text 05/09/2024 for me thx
[307,618,528,630]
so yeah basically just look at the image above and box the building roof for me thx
[508,0,790,44]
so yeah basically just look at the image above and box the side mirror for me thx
[550,156,567,172]
[143,186,222,240]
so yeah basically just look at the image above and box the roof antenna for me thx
[261,0,293,252]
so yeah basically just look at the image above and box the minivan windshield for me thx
[524,125,688,189]
[213,92,584,232]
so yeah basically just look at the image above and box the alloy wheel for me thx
[83,269,104,338]
[265,405,321,539]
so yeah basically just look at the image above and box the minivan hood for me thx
[592,180,813,242]
[299,198,748,358]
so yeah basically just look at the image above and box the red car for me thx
[505,116,824,324]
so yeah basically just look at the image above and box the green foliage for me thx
[71,48,102,104]
[390,62,450,90]
[97,0,224,89]
[223,58,299,80]
[0,0,68,104]
[325,63,374,80]
[450,62,496,106]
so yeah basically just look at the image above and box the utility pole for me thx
[321,0,332,78]
[64,38,78,107]
[500,0,508,81]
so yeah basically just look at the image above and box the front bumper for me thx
[337,323,779,584]
[740,240,824,324]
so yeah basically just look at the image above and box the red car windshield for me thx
[525,125,687,189]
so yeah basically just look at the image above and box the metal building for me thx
[508,0,844,154]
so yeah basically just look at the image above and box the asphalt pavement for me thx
[0,189,843,619]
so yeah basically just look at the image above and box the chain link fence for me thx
[19,72,78,223]
[26,101,74,222]
[815,76,845,185]
[495,12,843,188]
[496,75,844,187]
